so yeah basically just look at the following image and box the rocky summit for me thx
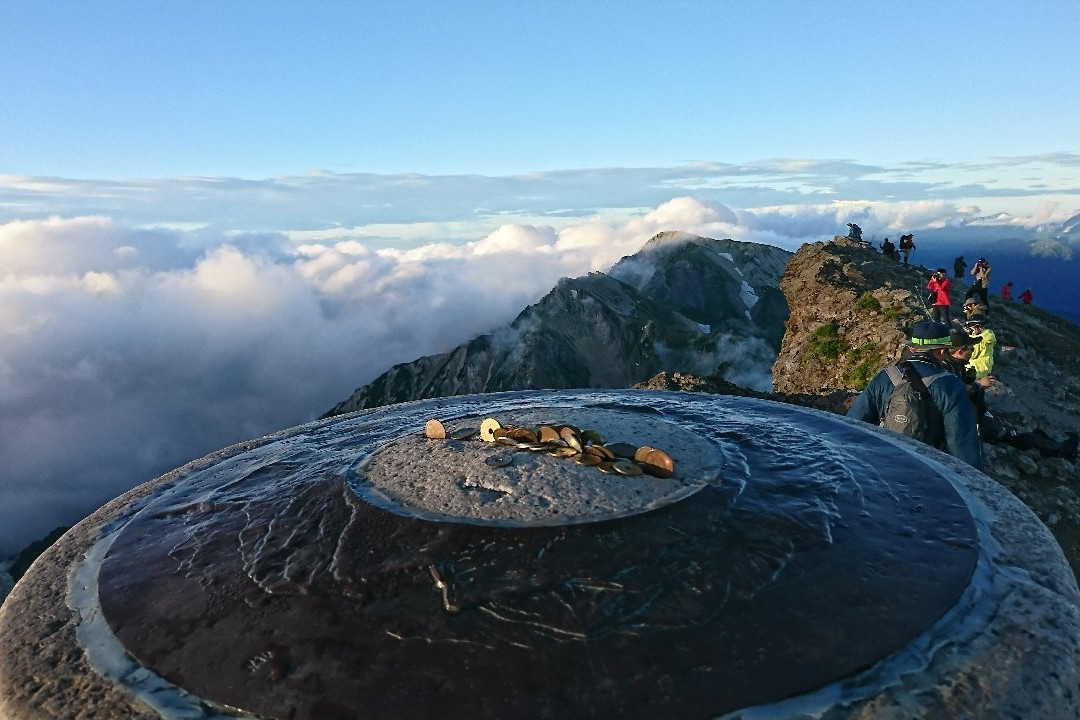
[640,235,1080,579]
[323,232,790,416]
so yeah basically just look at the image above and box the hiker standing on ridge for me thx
[1020,288,1034,305]
[926,268,952,324]
[880,237,895,258]
[899,234,915,264]
[1001,281,1013,300]
[846,222,863,241]
[965,258,992,308]
[964,315,997,387]
[847,320,983,469]
[953,256,967,280]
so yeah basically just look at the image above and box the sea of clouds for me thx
[0,196,1050,555]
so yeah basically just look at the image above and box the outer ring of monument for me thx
[1,390,1079,720]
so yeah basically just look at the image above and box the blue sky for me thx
[1,1,1079,555]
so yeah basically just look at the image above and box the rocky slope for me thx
[323,233,790,416]
[640,235,1080,579]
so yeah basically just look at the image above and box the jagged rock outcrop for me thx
[324,233,790,416]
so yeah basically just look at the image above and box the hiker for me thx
[1020,288,1034,305]
[965,258,992,307]
[961,298,988,321]
[1001,281,1013,300]
[926,268,952,324]
[964,315,996,386]
[943,335,1078,459]
[953,256,966,280]
[880,237,895,258]
[846,222,863,241]
[847,320,983,469]
[899,234,915,264]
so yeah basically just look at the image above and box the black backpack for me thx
[882,361,950,446]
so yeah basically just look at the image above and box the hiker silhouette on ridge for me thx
[953,256,966,280]
[899,234,915,264]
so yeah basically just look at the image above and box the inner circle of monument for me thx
[95,391,978,720]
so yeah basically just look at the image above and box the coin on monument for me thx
[605,442,638,459]
[480,418,502,442]
[613,459,644,476]
[484,452,515,468]
[537,426,562,444]
[641,449,675,478]
[424,419,446,440]
[634,445,656,462]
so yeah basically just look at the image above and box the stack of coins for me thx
[424,417,675,478]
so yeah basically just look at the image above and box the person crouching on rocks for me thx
[927,268,952,324]
[847,320,983,469]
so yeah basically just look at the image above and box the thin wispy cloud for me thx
[3,158,1078,245]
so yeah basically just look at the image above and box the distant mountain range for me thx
[323,232,790,416]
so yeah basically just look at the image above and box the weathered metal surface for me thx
[93,391,976,719]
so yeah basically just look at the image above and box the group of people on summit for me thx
[845,230,1076,469]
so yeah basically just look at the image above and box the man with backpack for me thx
[847,320,983,469]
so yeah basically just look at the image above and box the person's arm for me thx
[847,372,889,425]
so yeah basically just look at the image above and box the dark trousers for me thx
[930,305,950,324]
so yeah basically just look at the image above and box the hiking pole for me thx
[916,284,933,320]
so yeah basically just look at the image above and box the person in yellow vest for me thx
[965,315,996,387]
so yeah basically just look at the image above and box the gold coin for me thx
[548,446,578,458]
[597,461,617,474]
[480,418,501,443]
[496,436,519,446]
[558,425,581,442]
[537,426,562,444]
[641,449,675,478]
[634,445,656,462]
[581,429,603,446]
[424,419,446,440]
[563,432,582,453]
[506,427,538,443]
[574,453,600,466]
[613,459,644,476]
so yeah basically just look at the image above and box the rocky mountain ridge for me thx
[323,233,790,416]
[640,235,1080,579]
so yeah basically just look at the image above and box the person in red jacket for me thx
[1001,281,1013,300]
[927,268,952,323]
[1020,288,1034,305]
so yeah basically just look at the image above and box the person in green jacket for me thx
[965,315,996,386]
